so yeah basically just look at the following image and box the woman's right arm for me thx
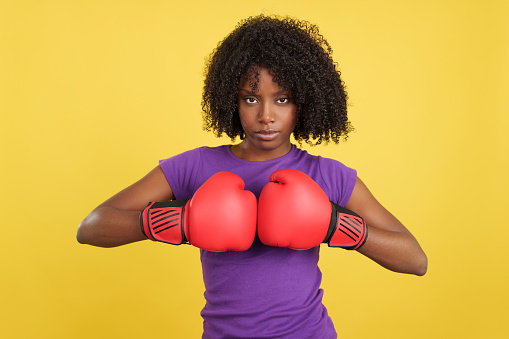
[77,165,174,247]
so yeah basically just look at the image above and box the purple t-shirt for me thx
[159,145,357,339]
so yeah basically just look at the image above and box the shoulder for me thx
[287,147,355,180]
[158,145,237,199]
[291,147,352,170]
[317,155,353,171]
[313,153,357,184]
[159,145,230,165]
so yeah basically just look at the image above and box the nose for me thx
[259,102,275,124]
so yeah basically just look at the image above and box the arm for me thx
[77,165,174,248]
[345,177,428,276]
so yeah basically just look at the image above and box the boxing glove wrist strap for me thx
[324,202,368,250]
[140,200,189,245]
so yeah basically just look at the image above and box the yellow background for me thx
[1,0,508,338]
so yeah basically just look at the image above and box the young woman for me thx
[77,15,427,338]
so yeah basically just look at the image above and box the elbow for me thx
[76,209,102,246]
[76,221,89,245]
[77,215,97,245]
[413,252,428,276]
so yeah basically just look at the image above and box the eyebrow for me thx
[237,88,291,95]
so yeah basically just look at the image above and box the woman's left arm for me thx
[345,177,428,276]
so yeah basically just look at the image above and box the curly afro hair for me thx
[202,14,353,145]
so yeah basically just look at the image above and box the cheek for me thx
[286,107,298,129]
[237,108,246,123]
[239,116,247,130]
[238,104,257,121]
[237,109,251,130]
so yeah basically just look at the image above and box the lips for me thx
[255,129,280,141]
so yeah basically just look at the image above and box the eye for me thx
[245,97,257,104]
[277,97,290,104]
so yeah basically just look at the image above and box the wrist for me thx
[325,202,368,250]
[139,200,189,245]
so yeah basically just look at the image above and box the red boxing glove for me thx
[140,171,257,252]
[258,169,368,250]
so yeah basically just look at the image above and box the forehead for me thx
[238,66,286,93]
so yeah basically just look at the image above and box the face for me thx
[235,67,297,161]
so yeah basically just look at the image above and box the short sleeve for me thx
[318,157,357,207]
[159,148,202,200]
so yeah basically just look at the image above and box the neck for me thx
[230,142,293,161]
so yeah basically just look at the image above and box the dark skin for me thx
[77,67,427,276]
[77,166,172,248]
[346,178,427,275]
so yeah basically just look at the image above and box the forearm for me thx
[357,226,428,276]
[77,206,146,247]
